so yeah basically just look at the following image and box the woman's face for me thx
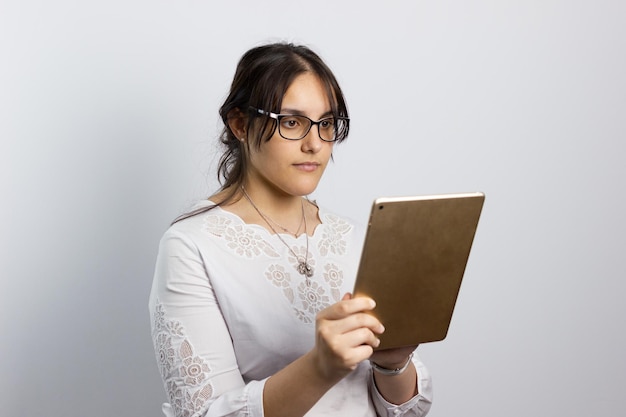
[245,72,335,198]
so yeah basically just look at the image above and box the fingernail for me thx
[369,299,376,309]
[375,338,381,347]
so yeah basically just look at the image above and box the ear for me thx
[227,108,247,141]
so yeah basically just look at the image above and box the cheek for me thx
[322,143,335,161]
[247,143,287,172]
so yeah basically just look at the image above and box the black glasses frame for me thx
[250,107,349,142]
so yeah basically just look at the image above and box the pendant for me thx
[297,261,314,278]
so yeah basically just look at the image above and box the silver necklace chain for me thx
[241,186,314,281]
[266,207,305,237]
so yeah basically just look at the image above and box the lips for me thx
[294,162,321,172]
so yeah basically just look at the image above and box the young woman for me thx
[149,42,433,417]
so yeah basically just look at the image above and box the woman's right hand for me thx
[312,293,385,381]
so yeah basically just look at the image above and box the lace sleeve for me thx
[149,229,265,417]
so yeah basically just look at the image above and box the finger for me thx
[342,326,382,349]
[329,312,385,335]
[318,297,376,321]
[321,325,380,354]
[317,317,384,358]
[323,331,378,368]
[345,344,377,369]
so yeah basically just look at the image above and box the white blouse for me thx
[149,200,433,417]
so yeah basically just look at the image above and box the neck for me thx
[240,185,308,237]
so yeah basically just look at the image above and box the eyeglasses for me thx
[251,107,349,142]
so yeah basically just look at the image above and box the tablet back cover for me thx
[353,192,484,349]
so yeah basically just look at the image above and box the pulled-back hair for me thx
[173,42,349,224]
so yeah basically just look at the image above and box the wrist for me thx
[307,349,347,384]
[370,353,414,376]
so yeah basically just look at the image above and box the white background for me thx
[2,1,625,416]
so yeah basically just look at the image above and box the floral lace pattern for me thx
[318,213,352,256]
[323,263,344,302]
[204,215,280,259]
[153,302,213,417]
[205,211,353,323]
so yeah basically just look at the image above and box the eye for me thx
[319,118,335,129]
[280,116,302,130]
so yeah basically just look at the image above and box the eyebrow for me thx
[279,108,334,118]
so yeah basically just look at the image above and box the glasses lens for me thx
[318,118,336,141]
[278,115,311,140]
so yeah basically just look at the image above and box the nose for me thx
[300,125,324,153]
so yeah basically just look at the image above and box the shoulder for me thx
[160,200,231,248]
[317,202,362,227]
[315,203,366,247]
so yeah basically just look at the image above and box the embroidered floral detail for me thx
[202,211,350,325]
[226,224,281,258]
[204,214,280,259]
[265,264,295,303]
[267,263,331,323]
[153,303,167,333]
[187,385,213,416]
[298,281,330,315]
[287,245,316,274]
[152,300,213,417]
[166,381,187,415]
[323,263,344,302]
[293,307,313,324]
[318,214,352,256]
[155,333,176,377]
[165,380,213,417]
[166,319,185,338]
[180,340,211,385]
[203,215,232,237]
[261,225,347,323]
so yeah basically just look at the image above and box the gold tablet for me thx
[353,192,485,349]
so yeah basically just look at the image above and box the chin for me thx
[289,181,320,197]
